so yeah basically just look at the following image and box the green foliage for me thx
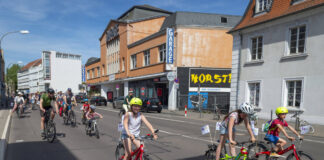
[6,64,22,92]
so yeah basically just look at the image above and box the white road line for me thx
[1,110,12,140]
[15,140,24,143]
[97,107,324,144]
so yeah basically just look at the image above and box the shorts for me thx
[122,104,130,112]
[40,107,53,117]
[219,125,236,135]
[121,133,139,140]
[264,134,279,144]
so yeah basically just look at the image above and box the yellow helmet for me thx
[129,97,142,106]
[275,107,288,115]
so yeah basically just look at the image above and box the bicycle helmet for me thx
[47,88,55,94]
[68,88,72,91]
[90,105,96,110]
[239,102,254,115]
[275,107,288,115]
[84,99,88,102]
[129,97,142,106]
[18,92,23,95]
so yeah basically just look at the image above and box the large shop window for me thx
[159,44,166,62]
[285,79,303,107]
[131,54,137,69]
[248,82,260,107]
[289,25,306,54]
[144,50,150,66]
[250,36,263,61]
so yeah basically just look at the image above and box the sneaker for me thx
[270,152,284,158]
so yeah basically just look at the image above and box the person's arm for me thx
[73,96,77,105]
[63,96,67,106]
[228,117,236,145]
[244,117,256,142]
[277,124,295,141]
[86,112,90,120]
[54,100,59,114]
[95,112,103,118]
[287,125,302,139]
[126,97,130,105]
[141,115,158,139]
[40,98,45,112]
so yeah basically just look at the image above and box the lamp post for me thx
[0,30,29,107]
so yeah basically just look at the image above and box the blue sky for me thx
[0,0,249,67]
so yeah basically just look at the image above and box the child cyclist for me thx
[265,107,303,157]
[122,97,158,160]
[82,99,90,122]
[86,105,103,129]
[215,102,256,160]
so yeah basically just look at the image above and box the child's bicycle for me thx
[85,117,101,139]
[205,141,250,160]
[247,138,313,160]
[115,130,159,160]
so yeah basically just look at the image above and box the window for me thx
[92,69,95,79]
[56,53,62,58]
[131,55,137,69]
[62,54,68,58]
[69,54,75,59]
[97,67,100,77]
[122,58,125,71]
[102,65,105,76]
[87,70,90,80]
[43,52,51,79]
[248,82,260,107]
[221,17,227,23]
[144,50,150,66]
[159,44,166,62]
[256,0,270,13]
[285,80,303,107]
[250,36,263,61]
[289,25,306,54]
[291,0,306,5]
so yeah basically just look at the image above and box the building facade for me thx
[0,51,5,106]
[229,0,324,124]
[18,59,44,93]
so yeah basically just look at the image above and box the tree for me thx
[6,64,22,93]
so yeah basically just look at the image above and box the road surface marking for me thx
[1,110,12,140]
[15,140,24,143]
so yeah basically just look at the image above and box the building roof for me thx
[128,11,241,48]
[117,4,172,21]
[85,57,100,67]
[20,59,42,72]
[230,0,324,32]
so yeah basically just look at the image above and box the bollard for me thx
[185,105,187,117]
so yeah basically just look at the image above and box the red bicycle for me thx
[115,130,158,160]
[247,138,313,160]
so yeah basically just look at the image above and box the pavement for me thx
[0,109,11,160]
[2,104,324,160]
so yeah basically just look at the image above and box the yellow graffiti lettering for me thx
[206,74,213,83]
[199,74,206,83]
[228,73,231,83]
[222,75,228,83]
[214,74,222,83]
[191,74,198,84]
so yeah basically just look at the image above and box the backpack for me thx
[263,120,274,133]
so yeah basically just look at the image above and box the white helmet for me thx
[18,92,23,95]
[239,102,254,114]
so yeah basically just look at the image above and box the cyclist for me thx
[11,92,25,115]
[265,106,303,157]
[122,90,133,113]
[56,91,64,117]
[215,102,256,160]
[82,99,90,120]
[63,88,77,118]
[40,88,59,137]
[122,97,158,160]
[86,105,103,129]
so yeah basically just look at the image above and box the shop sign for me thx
[109,74,115,81]
[166,28,174,64]
[189,68,231,92]
[82,65,86,82]
[167,72,176,81]
[153,78,160,82]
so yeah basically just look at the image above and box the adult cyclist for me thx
[40,88,59,137]
[63,88,77,117]
[122,90,133,114]
[11,92,25,115]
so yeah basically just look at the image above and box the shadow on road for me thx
[176,155,206,160]
[6,140,78,160]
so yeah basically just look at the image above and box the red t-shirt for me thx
[83,104,90,112]
[268,118,288,136]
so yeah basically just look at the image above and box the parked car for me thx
[141,97,162,113]
[90,96,107,106]
[113,96,124,109]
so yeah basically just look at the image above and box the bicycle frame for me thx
[221,147,248,160]
[255,143,300,160]
[119,143,144,160]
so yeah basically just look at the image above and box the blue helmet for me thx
[84,99,88,102]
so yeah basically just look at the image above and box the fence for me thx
[177,92,230,114]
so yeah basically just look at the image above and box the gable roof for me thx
[230,0,324,32]
[20,59,42,72]
[117,4,172,21]
[85,57,100,67]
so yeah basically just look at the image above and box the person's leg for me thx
[276,138,286,152]
[11,104,17,114]
[122,104,128,113]
[132,139,141,149]
[123,138,132,160]
[50,108,55,120]
[229,131,236,156]
[216,134,227,160]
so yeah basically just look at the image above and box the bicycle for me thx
[85,117,101,139]
[63,104,76,126]
[43,109,56,143]
[16,104,23,118]
[247,138,313,160]
[115,130,159,160]
[291,111,315,134]
[205,141,250,160]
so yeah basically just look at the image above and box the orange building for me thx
[86,5,241,110]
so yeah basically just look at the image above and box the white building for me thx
[18,59,44,93]
[229,0,324,124]
[42,51,82,94]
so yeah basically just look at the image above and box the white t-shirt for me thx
[14,96,25,105]
[122,112,142,136]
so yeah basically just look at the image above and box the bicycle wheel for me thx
[95,125,100,139]
[286,151,313,160]
[143,153,151,160]
[46,121,56,143]
[115,142,124,160]
[205,149,216,160]
[16,108,20,118]
[70,111,76,126]
[247,142,269,160]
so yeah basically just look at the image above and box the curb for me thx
[0,109,12,160]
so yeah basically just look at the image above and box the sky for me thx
[0,0,249,67]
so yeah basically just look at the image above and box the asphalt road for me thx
[5,105,324,160]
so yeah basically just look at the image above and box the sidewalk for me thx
[160,109,324,138]
[0,108,12,160]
